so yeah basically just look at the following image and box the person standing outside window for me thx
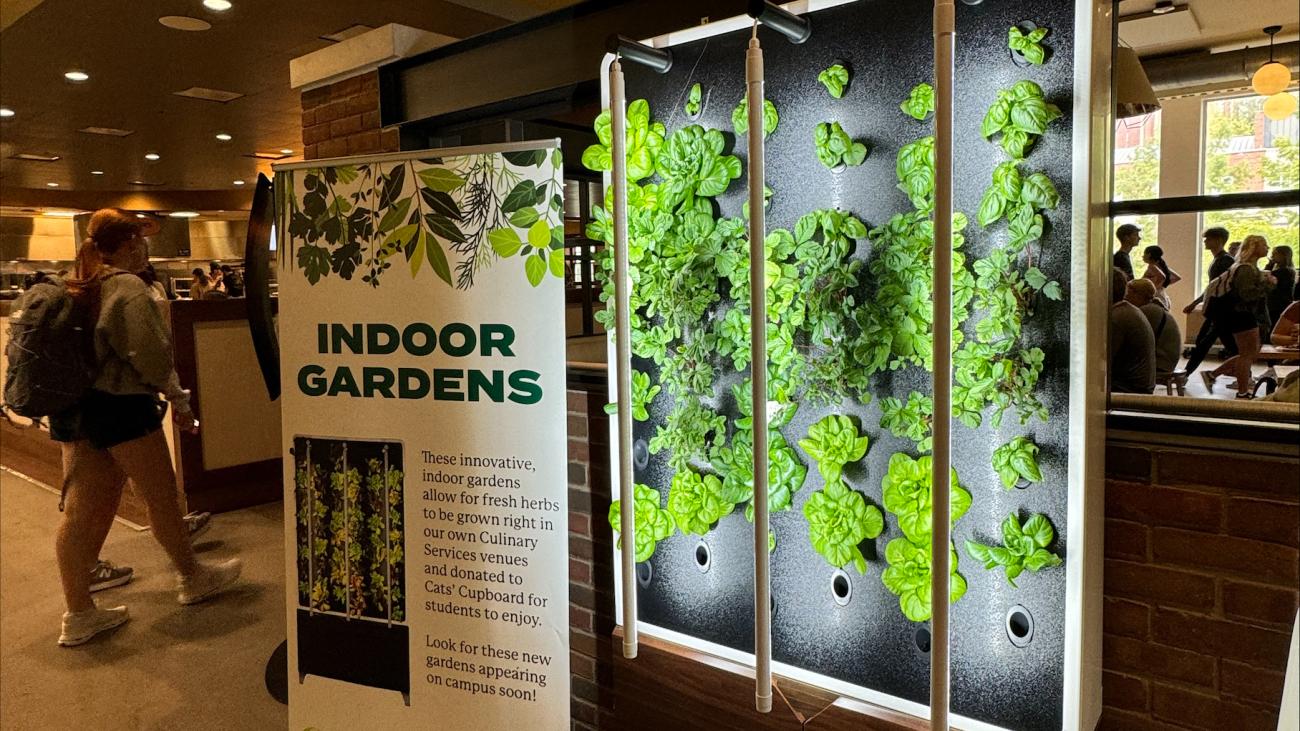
[1113,223,1140,280]
[1179,227,1238,376]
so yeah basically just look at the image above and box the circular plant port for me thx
[958,0,983,5]
[1010,21,1044,68]
[635,561,652,588]
[1006,604,1035,647]
[830,569,852,606]
[1014,476,1034,490]
[914,625,932,654]
[632,439,649,470]
[694,541,711,573]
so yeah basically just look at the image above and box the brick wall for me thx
[300,71,399,161]
[567,385,616,730]
[1101,444,1299,730]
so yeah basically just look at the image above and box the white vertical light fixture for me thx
[932,0,955,729]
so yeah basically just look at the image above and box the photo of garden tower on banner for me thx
[274,141,570,730]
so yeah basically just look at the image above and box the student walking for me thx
[1178,227,1238,377]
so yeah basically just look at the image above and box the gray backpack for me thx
[3,276,101,417]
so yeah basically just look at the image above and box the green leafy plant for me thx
[667,468,731,535]
[604,370,661,422]
[882,538,966,622]
[900,82,935,121]
[609,484,676,562]
[732,97,779,138]
[879,392,934,453]
[804,480,884,574]
[992,436,1043,489]
[581,99,667,181]
[1007,25,1050,65]
[818,64,850,99]
[813,122,869,169]
[798,414,869,483]
[966,512,1062,587]
[981,80,1062,159]
[953,342,1047,428]
[685,82,702,116]
[648,401,727,471]
[710,432,807,521]
[977,160,1061,230]
[880,453,972,545]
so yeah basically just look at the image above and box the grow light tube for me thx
[745,23,772,715]
[931,0,955,729]
[609,56,638,661]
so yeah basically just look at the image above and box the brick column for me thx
[300,71,399,161]
[1101,444,1299,730]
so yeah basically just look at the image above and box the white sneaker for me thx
[58,605,129,647]
[177,558,242,605]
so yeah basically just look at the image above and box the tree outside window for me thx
[1113,112,1161,253]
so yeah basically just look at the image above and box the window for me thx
[1200,92,1300,288]
[1113,111,1161,249]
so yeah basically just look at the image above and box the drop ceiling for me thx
[1118,0,1299,56]
[0,0,579,193]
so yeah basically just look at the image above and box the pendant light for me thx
[1116,46,1160,118]
[1252,26,1291,97]
[1264,91,1298,121]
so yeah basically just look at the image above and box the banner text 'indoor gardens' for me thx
[298,322,543,404]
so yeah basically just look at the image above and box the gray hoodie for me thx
[91,268,187,407]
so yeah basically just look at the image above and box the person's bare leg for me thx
[107,430,197,576]
[1210,355,1238,379]
[56,442,126,612]
[1232,330,1260,396]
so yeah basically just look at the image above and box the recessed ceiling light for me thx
[10,153,61,162]
[1152,0,1176,14]
[0,107,13,118]
[233,179,245,185]
[64,70,89,83]
[279,148,294,155]
[159,15,212,31]
[203,0,233,11]
[46,182,59,187]
[216,132,232,141]
[169,210,200,218]
[145,152,161,161]
[91,170,105,175]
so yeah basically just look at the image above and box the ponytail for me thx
[65,238,106,298]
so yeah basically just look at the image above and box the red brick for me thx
[568,437,591,462]
[380,127,400,151]
[569,628,599,657]
[570,650,596,681]
[1098,707,1185,731]
[362,109,382,129]
[572,676,602,704]
[346,130,380,155]
[1103,670,1149,713]
[570,510,591,536]
[1157,452,1298,499]
[569,605,592,632]
[328,75,363,100]
[301,108,317,127]
[1222,580,1299,627]
[360,71,379,90]
[1151,682,1278,731]
[1103,634,1216,689]
[571,698,598,724]
[568,414,588,438]
[1106,519,1148,560]
[1224,497,1300,546]
[1221,659,1287,706]
[304,144,319,160]
[329,114,364,139]
[569,582,596,609]
[569,534,593,560]
[1105,597,1152,639]
[1152,527,1298,584]
[570,557,592,585]
[567,389,589,412]
[317,138,347,159]
[1106,482,1222,532]
[1152,608,1293,669]
[301,86,330,109]
[302,122,331,146]
[1104,559,1216,610]
[346,89,380,116]
[569,462,587,488]
[315,99,351,124]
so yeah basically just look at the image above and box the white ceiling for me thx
[0,0,578,193]
[1119,0,1300,56]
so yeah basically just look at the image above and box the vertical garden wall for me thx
[588,0,1081,728]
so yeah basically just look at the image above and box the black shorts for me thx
[49,390,165,450]
[1216,310,1259,337]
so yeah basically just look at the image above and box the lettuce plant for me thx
[798,414,869,484]
[980,80,1062,159]
[581,99,666,181]
[667,468,731,536]
[818,64,850,99]
[1007,25,1049,65]
[813,122,868,169]
[882,538,967,622]
[992,437,1043,489]
[604,369,661,422]
[966,512,1062,587]
[609,484,676,562]
[881,453,971,544]
[732,97,779,138]
[685,83,702,116]
[899,82,935,121]
[804,480,884,574]
[710,432,807,521]
[655,125,743,211]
